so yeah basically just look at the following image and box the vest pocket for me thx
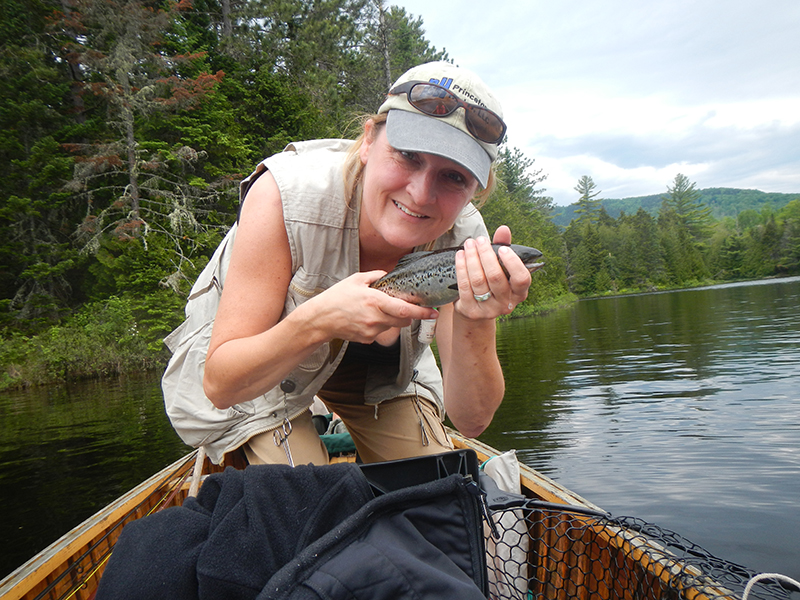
[299,342,330,371]
[285,267,342,372]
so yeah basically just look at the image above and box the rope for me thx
[742,573,800,600]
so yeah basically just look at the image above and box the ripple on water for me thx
[487,277,800,579]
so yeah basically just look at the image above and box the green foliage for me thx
[777,200,800,272]
[0,297,170,390]
[234,67,324,157]
[565,221,603,294]
[0,17,85,328]
[661,173,714,242]
[481,147,569,308]
[554,174,800,295]
[561,173,798,297]
[553,188,800,227]
[573,175,602,225]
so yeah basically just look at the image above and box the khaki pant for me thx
[244,395,453,466]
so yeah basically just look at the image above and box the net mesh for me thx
[484,500,796,600]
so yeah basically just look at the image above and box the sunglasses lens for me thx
[409,84,459,117]
[464,105,505,144]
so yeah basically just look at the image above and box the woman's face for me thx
[358,121,480,255]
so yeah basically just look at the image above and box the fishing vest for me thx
[162,139,488,464]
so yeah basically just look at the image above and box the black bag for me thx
[96,451,487,600]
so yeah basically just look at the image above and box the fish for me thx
[371,243,544,307]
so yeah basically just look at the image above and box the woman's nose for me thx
[406,169,437,205]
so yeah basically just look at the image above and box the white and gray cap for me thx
[377,61,504,188]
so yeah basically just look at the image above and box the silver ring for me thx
[473,291,492,303]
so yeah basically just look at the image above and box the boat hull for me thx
[0,432,763,600]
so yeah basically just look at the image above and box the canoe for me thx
[0,430,787,600]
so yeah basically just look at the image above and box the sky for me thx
[393,0,800,206]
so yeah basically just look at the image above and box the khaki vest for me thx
[162,139,488,464]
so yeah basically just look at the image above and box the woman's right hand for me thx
[304,271,438,345]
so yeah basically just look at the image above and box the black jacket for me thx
[96,462,487,599]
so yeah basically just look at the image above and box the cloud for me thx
[530,118,800,200]
[394,0,800,205]
[538,118,800,170]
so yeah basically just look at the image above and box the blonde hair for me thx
[343,113,496,209]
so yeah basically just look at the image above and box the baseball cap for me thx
[377,61,504,188]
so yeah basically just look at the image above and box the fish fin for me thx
[394,250,436,268]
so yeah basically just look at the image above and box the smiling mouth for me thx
[393,200,428,219]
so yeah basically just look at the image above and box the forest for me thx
[1,0,798,389]
[552,188,800,227]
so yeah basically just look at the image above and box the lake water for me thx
[0,375,191,579]
[482,276,800,581]
[1,277,799,582]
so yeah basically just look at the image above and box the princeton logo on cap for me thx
[429,76,454,88]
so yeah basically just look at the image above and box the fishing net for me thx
[483,498,798,600]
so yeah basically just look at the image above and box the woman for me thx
[200,61,533,466]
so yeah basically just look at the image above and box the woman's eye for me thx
[399,150,418,162]
[445,171,467,185]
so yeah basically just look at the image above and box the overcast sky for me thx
[393,0,800,206]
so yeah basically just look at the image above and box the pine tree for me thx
[0,0,84,329]
[630,208,665,286]
[777,200,800,272]
[50,0,233,294]
[352,2,448,116]
[716,233,746,279]
[662,173,713,242]
[574,175,602,225]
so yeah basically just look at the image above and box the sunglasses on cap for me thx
[388,81,507,145]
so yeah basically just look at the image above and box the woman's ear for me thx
[359,119,376,166]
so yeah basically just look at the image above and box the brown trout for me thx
[371,244,544,307]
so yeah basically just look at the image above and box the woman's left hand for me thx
[453,225,533,319]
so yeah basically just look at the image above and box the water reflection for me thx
[0,375,190,578]
[484,276,800,579]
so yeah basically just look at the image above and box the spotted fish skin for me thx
[370,244,543,307]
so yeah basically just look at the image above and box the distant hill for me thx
[550,188,800,227]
